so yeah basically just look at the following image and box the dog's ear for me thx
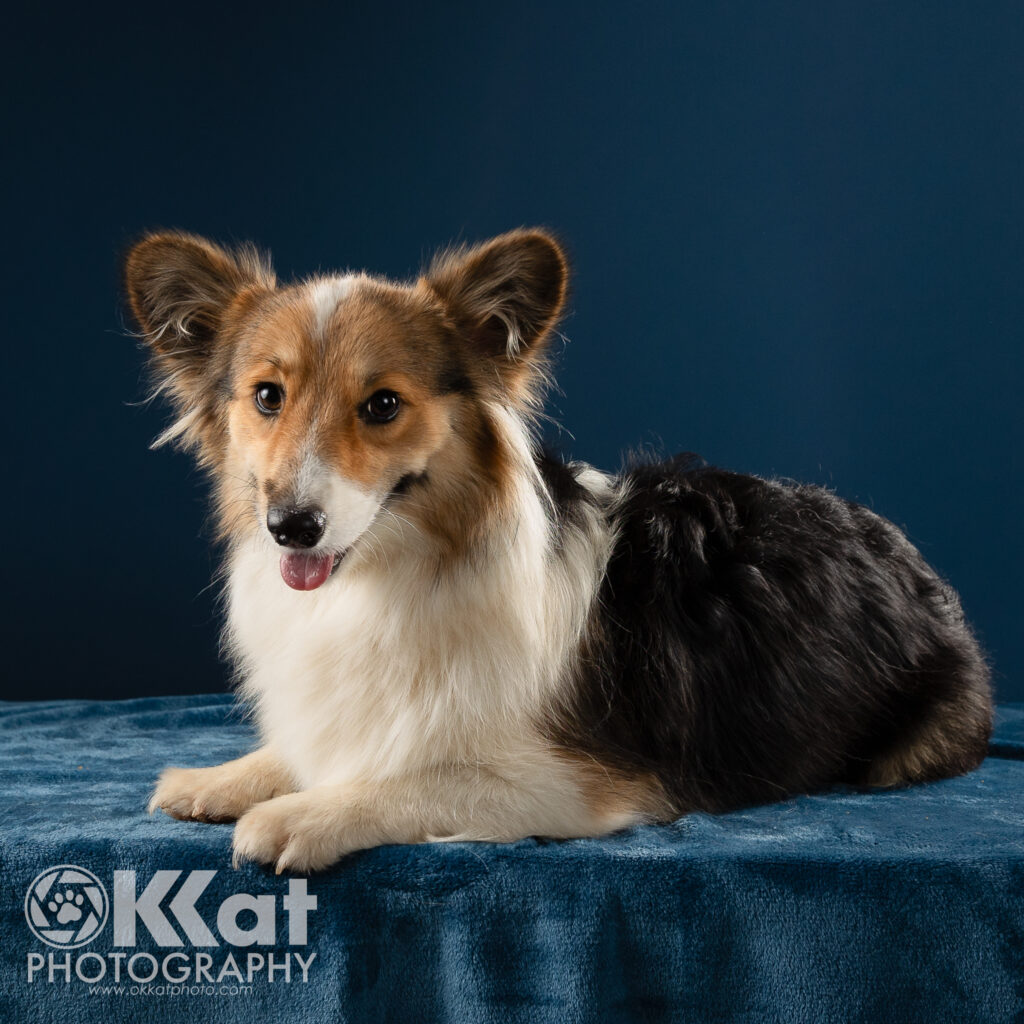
[123,231,275,450]
[423,229,568,402]
[124,230,274,361]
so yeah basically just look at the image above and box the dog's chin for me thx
[279,550,346,591]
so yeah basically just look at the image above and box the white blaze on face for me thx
[308,275,358,339]
[269,276,370,592]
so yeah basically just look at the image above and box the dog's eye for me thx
[254,382,284,415]
[361,390,401,424]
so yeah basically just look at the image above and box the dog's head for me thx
[123,229,568,588]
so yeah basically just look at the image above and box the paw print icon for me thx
[49,889,85,923]
[25,866,108,948]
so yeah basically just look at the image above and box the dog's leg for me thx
[148,746,296,823]
[232,762,621,873]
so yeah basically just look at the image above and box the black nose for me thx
[266,507,326,549]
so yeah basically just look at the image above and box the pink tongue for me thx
[280,552,334,591]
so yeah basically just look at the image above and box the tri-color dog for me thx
[125,228,992,873]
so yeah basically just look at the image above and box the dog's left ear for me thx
[423,229,568,400]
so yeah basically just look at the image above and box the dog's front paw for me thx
[232,792,355,874]
[149,765,250,823]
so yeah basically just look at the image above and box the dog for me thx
[125,228,993,873]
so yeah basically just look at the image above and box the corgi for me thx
[125,228,993,873]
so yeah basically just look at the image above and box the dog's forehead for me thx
[242,276,443,379]
[308,276,360,338]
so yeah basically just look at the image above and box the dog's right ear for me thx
[124,230,275,361]
[123,231,275,449]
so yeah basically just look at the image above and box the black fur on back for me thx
[544,452,993,815]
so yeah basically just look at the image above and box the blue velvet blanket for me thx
[1,695,1022,1023]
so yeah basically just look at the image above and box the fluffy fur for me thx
[124,228,993,873]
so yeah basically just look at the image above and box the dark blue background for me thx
[5,3,1022,701]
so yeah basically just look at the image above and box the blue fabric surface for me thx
[1,696,1022,1023]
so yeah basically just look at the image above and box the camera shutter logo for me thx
[25,865,109,949]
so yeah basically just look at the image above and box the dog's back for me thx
[546,455,993,814]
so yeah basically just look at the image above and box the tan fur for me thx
[554,750,675,829]
[211,280,517,563]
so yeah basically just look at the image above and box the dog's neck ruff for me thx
[223,407,613,791]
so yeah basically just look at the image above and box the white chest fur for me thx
[225,484,611,792]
